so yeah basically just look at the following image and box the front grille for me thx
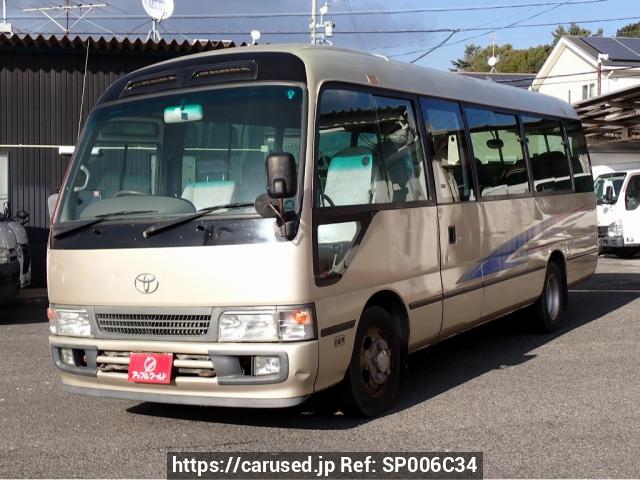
[96,313,211,336]
[598,226,608,237]
[96,351,216,378]
[20,244,29,274]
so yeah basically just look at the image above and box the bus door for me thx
[420,98,484,338]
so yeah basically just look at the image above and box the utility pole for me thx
[0,0,12,34]
[65,0,69,33]
[309,1,334,45]
[310,0,317,44]
[597,53,610,97]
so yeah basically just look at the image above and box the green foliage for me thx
[617,22,640,37]
[450,23,602,73]
[552,23,602,46]
[450,43,551,73]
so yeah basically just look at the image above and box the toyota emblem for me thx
[134,273,159,294]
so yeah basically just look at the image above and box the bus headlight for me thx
[218,306,316,342]
[218,312,279,342]
[0,248,9,264]
[48,307,91,337]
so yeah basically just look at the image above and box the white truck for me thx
[595,168,640,258]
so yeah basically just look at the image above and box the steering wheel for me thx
[114,190,146,197]
[321,193,336,207]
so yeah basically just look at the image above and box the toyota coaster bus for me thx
[48,45,597,416]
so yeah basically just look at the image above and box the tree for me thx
[450,43,551,73]
[617,22,640,37]
[451,23,602,72]
[552,23,603,46]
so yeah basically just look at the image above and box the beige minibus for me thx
[48,45,597,416]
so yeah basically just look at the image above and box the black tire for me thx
[340,305,402,417]
[532,262,566,333]
[615,249,637,259]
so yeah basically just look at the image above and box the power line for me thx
[411,31,458,64]
[10,0,611,20]
[407,0,569,63]
[30,15,640,36]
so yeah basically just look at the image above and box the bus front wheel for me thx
[532,261,566,333]
[340,305,401,417]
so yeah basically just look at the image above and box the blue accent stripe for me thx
[460,206,586,283]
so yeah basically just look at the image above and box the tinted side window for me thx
[625,175,640,211]
[464,107,529,197]
[523,116,572,192]
[421,98,475,202]
[565,119,593,193]
[316,89,427,207]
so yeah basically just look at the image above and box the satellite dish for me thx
[142,0,174,21]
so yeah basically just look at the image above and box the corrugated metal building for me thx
[0,34,238,286]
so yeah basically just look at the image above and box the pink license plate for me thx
[127,353,173,384]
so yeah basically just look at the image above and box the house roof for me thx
[0,33,240,55]
[458,72,536,89]
[563,36,640,67]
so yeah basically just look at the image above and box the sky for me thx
[4,0,640,71]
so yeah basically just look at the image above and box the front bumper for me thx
[599,235,624,248]
[50,336,318,408]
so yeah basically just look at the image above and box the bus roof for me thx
[101,43,578,120]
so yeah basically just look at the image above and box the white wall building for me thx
[531,36,640,103]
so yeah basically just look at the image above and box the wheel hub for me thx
[361,330,392,393]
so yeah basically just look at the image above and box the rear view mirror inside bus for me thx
[266,153,297,199]
[163,104,203,123]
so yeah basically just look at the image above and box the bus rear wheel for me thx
[340,306,401,417]
[532,261,566,333]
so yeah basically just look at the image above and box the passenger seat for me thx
[181,181,236,210]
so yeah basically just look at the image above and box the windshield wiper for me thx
[53,210,158,239]
[142,203,254,239]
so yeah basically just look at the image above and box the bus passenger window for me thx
[420,98,475,203]
[372,96,428,203]
[522,116,572,193]
[317,89,427,207]
[464,107,529,197]
[625,176,640,211]
[565,119,593,193]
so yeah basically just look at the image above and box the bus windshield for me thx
[57,85,304,223]
[595,172,626,204]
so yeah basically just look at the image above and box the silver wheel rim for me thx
[546,274,561,321]
[360,326,392,397]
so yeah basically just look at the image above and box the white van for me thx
[596,168,640,258]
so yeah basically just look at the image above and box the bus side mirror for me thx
[605,185,614,203]
[266,153,297,199]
